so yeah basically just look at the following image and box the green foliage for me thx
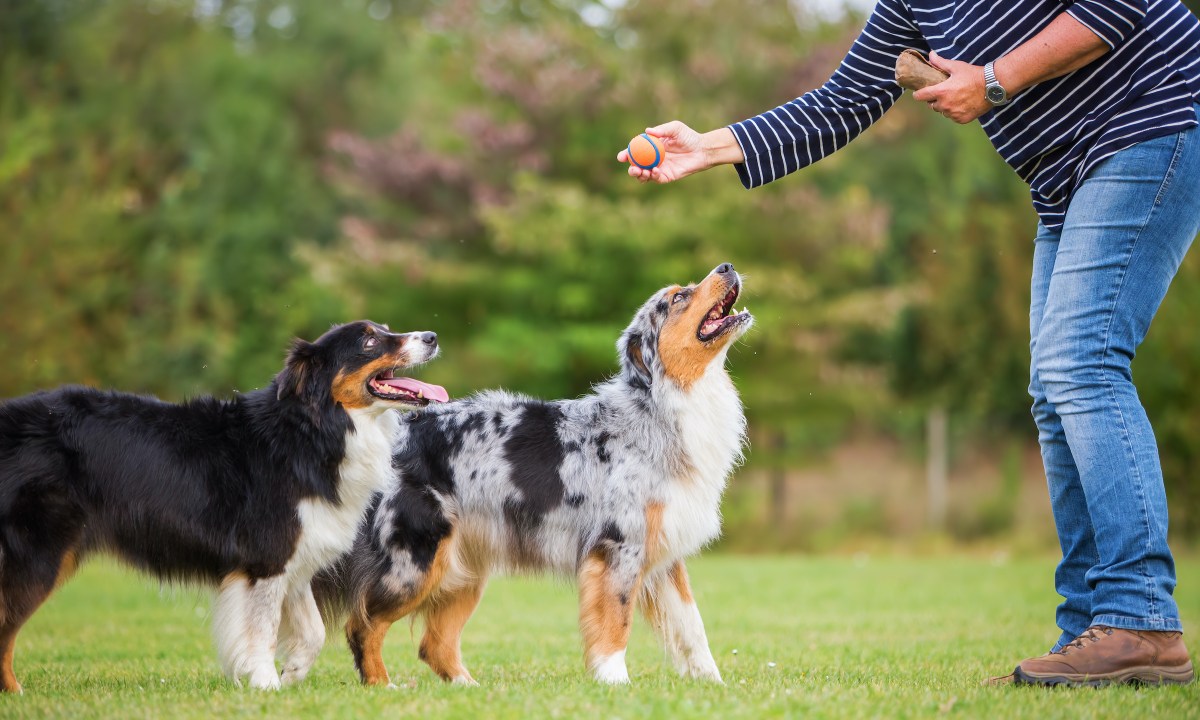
[1,0,376,395]
[2,0,1198,534]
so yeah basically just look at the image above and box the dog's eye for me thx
[672,292,687,304]
[363,336,379,350]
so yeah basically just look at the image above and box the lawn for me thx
[2,554,1196,719]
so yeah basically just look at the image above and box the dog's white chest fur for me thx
[661,363,745,560]
[290,407,397,577]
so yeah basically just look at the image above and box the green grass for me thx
[2,555,1197,719]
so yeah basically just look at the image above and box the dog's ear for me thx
[276,338,319,402]
[619,331,653,390]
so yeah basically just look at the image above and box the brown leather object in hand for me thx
[895,49,949,91]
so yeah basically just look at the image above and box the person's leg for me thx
[1018,108,1200,685]
[1027,221,1097,653]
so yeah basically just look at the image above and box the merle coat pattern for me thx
[0,321,443,693]
[317,264,753,686]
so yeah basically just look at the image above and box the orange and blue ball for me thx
[627,133,664,170]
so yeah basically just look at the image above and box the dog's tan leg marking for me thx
[638,561,721,682]
[0,547,80,693]
[347,613,396,687]
[349,533,459,687]
[579,551,642,684]
[51,549,79,592]
[0,625,21,694]
[643,503,665,568]
[668,561,694,604]
[419,581,485,685]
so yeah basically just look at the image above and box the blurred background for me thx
[3,0,1199,553]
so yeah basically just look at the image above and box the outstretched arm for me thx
[618,0,926,186]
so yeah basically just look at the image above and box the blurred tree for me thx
[1,0,390,395]
[2,0,1196,536]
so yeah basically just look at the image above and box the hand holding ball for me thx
[627,133,664,170]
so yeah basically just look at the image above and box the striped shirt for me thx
[728,0,1200,228]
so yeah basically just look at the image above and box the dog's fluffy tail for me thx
[311,494,388,630]
[311,556,352,627]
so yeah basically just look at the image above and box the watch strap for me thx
[984,61,1009,106]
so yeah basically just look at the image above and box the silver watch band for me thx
[984,61,1009,106]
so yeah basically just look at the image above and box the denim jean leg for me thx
[1028,223,1098,651]
[1032,111,1200,633]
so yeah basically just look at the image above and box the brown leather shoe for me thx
[1014,626,1194,686]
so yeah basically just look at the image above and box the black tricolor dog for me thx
[0,321,448,693]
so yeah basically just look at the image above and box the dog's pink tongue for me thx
[379,377,450,403]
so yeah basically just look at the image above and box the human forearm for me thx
[992,13,1111,96]
[915,11,1114,123]
[701,128,744,167]
[620,0,920,185]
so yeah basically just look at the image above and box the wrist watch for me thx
[984,61,1010,106]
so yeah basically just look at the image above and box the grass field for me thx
[2,554,1197,719]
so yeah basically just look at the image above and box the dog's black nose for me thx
[420,332,438,346]
[715,262,734,274]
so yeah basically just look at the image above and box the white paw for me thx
[592,651,631,684]
[247,666,282,690]
[689,664,723,683]
[450,675,479,687]
[280,665,309,686]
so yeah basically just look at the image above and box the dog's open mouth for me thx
[368,369,449,406]
[697,282,750,342]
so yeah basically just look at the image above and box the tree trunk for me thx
[927,406,948,530]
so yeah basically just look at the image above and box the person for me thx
[618,0,1200,686]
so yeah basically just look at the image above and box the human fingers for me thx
[646,121,704,154]
[630,163,662,183]
[927,51,963,74]
[645,120,687,139]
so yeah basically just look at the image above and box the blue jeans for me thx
[1029,104,1200,652]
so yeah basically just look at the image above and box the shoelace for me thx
[1059,626,1114,654]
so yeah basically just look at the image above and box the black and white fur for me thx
[0,321,441,693]
[317,263,752,686]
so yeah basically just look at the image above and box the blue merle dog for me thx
[316,263,752,686]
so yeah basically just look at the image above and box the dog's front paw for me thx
[688,664,723,683]
[247,666,282,691]
[591,652,631,684]
[279,664,309,687]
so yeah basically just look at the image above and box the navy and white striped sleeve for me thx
[727,0,926,189]
[1065,0,1148,49]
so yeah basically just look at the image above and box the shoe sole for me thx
[1013,661,1194,688]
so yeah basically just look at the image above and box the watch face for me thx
[986,84,1007,104]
